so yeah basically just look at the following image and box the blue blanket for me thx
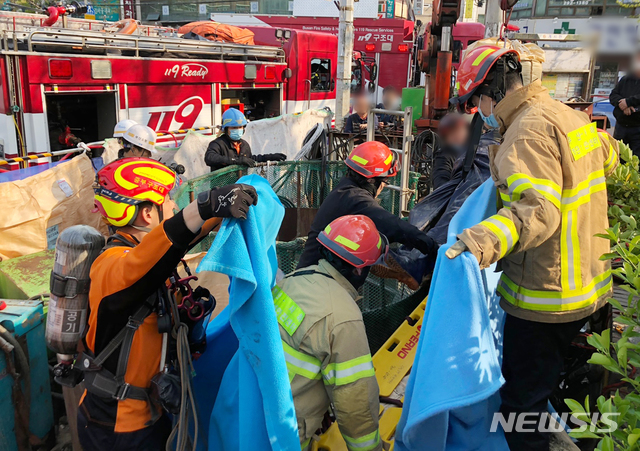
[193,174,299,451]
[395,178,508,451]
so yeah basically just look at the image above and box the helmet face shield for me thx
[451,46,520,114]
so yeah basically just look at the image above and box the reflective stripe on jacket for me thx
[458,81,619,323]
[275,260,382,451]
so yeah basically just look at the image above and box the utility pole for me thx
[335,0,354,130]
[484,0,502,38]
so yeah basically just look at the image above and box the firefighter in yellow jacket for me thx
[448,46,619,451]
[276,214,385,451]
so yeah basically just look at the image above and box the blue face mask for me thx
[228,128,244,141]
[478,95,500,129]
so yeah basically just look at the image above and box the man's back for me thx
[298,176,435,269]
[277,260,380,449]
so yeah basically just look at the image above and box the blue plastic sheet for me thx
[193,174,299,451]
[395,179,508,451]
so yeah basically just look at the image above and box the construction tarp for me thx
[150,109,333,180]
[243,109,332,159]
[178,21,255,45]
[0,154,107,261]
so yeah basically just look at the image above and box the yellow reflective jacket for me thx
[275,260,382,451]
[458,81,619,323]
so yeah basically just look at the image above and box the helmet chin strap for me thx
[129,225,153,233]
[128,204,162,234]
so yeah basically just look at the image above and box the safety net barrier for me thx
[174,161,423,352]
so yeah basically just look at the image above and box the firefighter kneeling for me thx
[80,157,257,451]
[277,214,385,451]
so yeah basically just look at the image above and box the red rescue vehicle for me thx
[214,15,415,103]
[0,12,338,163]
[216,15,484,103]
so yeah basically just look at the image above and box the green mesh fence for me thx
[174,161,424,352]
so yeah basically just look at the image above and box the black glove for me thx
[197,184,258,220]
[253,153,287,163]
[415,234,439,257]
[238,156,256,167]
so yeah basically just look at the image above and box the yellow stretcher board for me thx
[311,298,427,451]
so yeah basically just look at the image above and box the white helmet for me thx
[113,119,137,138]
[123,124,157,152]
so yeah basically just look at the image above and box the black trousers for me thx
[500,313,586,451]
[614,123,640,158]
[78,407,171,451]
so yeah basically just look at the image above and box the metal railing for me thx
[367,106,414,217]
[1,27,286,62]
[0,145,88,166]
[0,125,215,167]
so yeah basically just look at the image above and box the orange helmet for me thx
[94,157,176,227]
[345,141,398,178]
[451,45,520,113]
[318,215,388,268]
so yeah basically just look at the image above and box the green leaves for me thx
[569,139,640,450]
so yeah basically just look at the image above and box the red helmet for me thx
[318,215,388,268]
[345,141,398,178]
[94,157,176,227]
[451,45,520,113]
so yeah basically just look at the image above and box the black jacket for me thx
[297,176,438,269]
[375,103,396,125]
[344,113,378,133]
[610,75,640,127]
[432,144,461,190]
[204,134,252,172]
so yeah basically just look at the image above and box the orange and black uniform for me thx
[78,211,211,450]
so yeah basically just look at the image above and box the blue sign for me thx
[385,0,395,18]
[87,1,120,21]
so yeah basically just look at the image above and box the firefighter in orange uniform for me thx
[79,157,257,451]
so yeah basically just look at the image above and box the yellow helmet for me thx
[94,157,176,227]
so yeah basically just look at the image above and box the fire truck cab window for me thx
[310,58,331,92]
[45,92,116,152]
[221,89,281,121]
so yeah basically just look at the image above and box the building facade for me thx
[509,3,637,102]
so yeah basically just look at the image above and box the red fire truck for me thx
[0,12,338,162]
[214,15,485,104]
[213,15,415,104]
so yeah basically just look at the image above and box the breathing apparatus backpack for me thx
[46,225,216,426]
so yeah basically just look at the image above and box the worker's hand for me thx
[209,184,258,220]
[445,240,468,259]
[239,156,256,167]
[359,123,367,129]
[379,122,385,127]
[619,98,629,111]
[624,107,635,116]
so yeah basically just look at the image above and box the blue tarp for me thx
[193,174,300,451]
[0,161,62,183]
[395,178,509,451]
